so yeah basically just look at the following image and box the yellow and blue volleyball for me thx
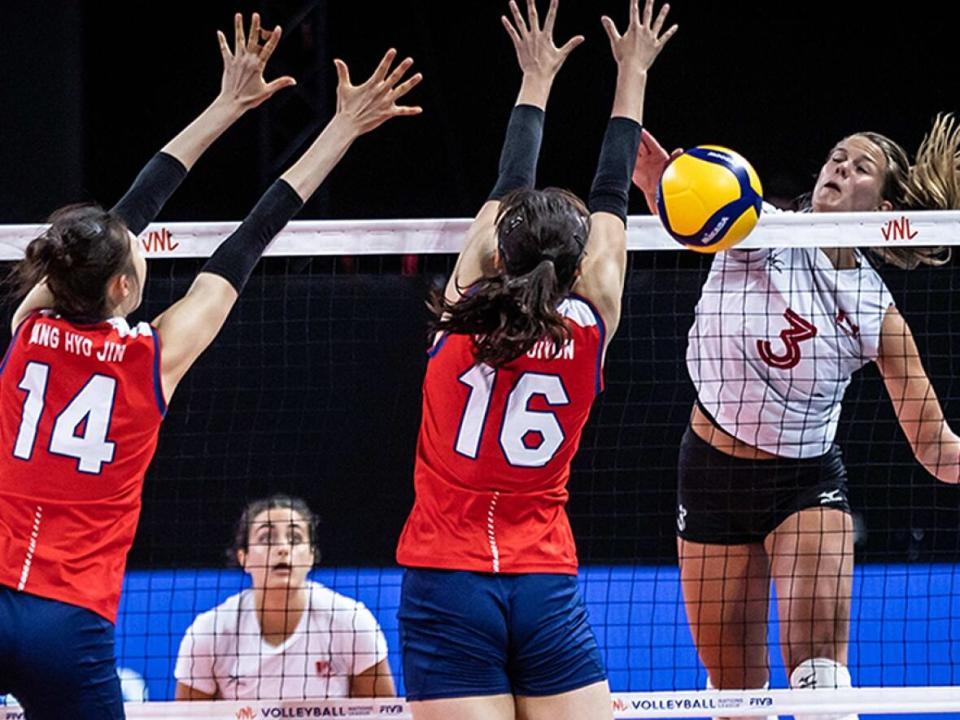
[656,145,763,253]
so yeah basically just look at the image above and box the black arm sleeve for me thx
[487,104,545,201]
[110,152,189,235]
[201,179,304,293]
[588,117,643,225]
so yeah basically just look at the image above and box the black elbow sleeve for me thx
[201,180,305,293]
[588,117,643,225]
[488,104,545,201]
[111,152,188,235]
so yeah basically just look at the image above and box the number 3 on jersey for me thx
[13,361,117,474]
[455,365,569,467]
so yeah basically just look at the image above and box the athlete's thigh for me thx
[399,569,512,701]
[678,536,771,687]
[516,679,612,720]
[766,507,853,606]
[11,593,124,720]
[506,574,606,698]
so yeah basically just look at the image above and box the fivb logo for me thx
[235,708,256,720]
[612,697,629,712]
[139,227,180,253]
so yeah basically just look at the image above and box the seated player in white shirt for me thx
[174,494,395,700]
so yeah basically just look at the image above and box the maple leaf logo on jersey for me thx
[835,310,860,339]
[316,660,331,676]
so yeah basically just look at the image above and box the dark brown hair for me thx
[429,188,590,367]
[228,494,320,566]
[15,204,136,321]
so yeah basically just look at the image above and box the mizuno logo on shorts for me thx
[818,489,843,505]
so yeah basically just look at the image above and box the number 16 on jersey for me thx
[455,365,570,468]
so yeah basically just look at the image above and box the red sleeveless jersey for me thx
[0,311,165,621]
[396,295,605,575]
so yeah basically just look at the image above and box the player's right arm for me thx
[877,305,960,484]
[444,0,584,304]
[573,0,677,351]
[153,50,422,401]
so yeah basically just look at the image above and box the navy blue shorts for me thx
[0,585,124,719]
[398,569,606,701]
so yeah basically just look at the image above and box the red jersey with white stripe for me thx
[396,295,605,575]
[0,310,165,622]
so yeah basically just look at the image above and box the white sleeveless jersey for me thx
[174,581,388,699]
[687,243,893,458]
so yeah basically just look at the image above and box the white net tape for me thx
[1,210,958,260]
[5,688,960,719]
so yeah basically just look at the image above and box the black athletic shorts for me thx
[676,425,851,545]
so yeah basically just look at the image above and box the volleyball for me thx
[656,145,763,253]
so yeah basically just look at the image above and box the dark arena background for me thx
[2,0,960,710]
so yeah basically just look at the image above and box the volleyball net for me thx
[1,210,960,718]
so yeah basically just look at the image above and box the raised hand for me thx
[502,0,584,80]
[333,49,423,136]
[217,12,296,110]
[633,129,683,210]
[601,0,677,73]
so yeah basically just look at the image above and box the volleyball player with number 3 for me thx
[0,13,421,718]
[395,1,676,719]
[633,100,960,720]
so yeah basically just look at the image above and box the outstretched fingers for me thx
[501,14,523,50]
[234,12,246,53]
[385,56,423,116]
[391,70,423,101]
[217,30,232,60]
[246,13,262,55]
[264,76,297,96]
[258,25,283,65]
[543,0,559,34]
[601,15,622,47]
[525,0,540,31]
[371,48,399,83]
[651,2,670,34]
[334,58,352,88]
[558,34,585,58]
[385,57,415,87]
[508,0,529,36]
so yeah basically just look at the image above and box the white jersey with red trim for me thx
[174,581,388,699]
[688,246,894,458]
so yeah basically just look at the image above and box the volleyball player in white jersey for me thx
[175,495,394,699]
[635,118,960,720]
